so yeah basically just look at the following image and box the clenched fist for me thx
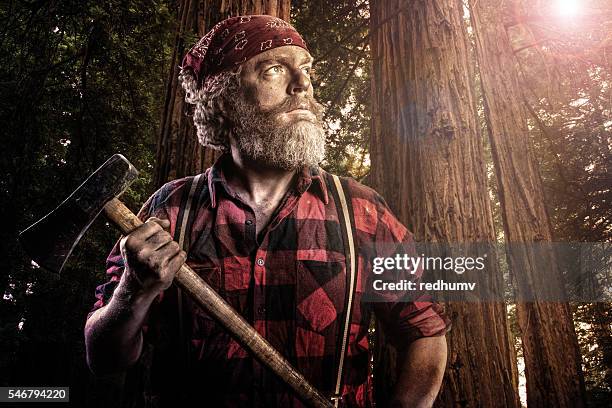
[119,217,187,296]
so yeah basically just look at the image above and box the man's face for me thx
[226,45,326,170]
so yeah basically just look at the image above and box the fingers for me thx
[166,249,188,276]
[121,218,170,249]
[138,217,170,239]
[118,216,186,294]
[141,241,180,274]
[148,217,170,231]
[143,247,186,292]
[156,240,182,262]
[145,229,174,250]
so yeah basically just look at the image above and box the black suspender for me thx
[172,173,208,397]
[323,171,358,406]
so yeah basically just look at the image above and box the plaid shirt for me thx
[91,154,450,407]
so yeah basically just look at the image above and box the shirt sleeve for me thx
[87,179,187,319]
[363,193,451,350]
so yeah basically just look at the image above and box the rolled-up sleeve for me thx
[366,194,451,350]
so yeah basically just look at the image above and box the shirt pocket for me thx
[189,262,221,289]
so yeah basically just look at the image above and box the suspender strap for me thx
[174,173,207,249]
[325,172,358,407]
[173,173,207,377]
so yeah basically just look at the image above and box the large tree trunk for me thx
[155,0,290,187]
[369,0,519,407]
[468,1,587,407]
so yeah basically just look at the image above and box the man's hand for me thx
[390,335,448,408]
[85,217,186,374]
[120,217,187,296]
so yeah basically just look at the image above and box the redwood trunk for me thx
[468,1,587,406]
[369,0,519,406]
[155,0,290,187]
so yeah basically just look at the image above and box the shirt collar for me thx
[206,153,329,208]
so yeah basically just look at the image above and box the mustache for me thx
[263,96,324,118]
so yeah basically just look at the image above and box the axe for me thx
[19,154,333,408]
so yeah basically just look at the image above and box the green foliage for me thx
[0,0,175,401]
[291,0,371,179]
[510,0,611,243]
[572,302,612,406]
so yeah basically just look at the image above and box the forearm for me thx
[390,335,448,408]
[84,272,157,374]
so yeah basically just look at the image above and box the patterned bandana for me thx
[181,15,309,87]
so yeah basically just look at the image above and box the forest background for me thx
[0,0,610,407]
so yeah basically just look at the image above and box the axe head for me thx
[19,154,139,274]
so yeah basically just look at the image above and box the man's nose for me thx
[288,68,311,95]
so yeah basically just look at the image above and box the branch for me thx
[30,49,86,76]
[317,0,416,63]
[324,47,367,120]
[316,19,368,63]
[523,101,589,199]
[513,38,554,54]
[332,1,369,21]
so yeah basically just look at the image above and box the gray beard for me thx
[229,94,327,171]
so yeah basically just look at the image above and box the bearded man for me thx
[85,15,450,408]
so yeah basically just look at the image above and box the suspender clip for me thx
[330,393,343,406]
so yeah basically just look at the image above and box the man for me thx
[85,15,450,408]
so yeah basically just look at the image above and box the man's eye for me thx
[301,66,312,75]
[265,66,283,75]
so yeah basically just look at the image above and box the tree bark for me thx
[155,0,290,187]
[468,1,587,406]
[369,0,519,406]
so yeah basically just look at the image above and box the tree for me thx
[155,0,290,187]
[468,1,587,406]
[369,0,519,406]
[0,1,174,405]
[504,2,612,405]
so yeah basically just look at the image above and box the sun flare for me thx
[556,0,581,17]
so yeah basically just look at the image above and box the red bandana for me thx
[181,15,309,87]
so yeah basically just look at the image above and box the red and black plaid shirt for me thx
[91,154,450,407]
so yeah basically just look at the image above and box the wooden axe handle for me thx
[103,197,333,408]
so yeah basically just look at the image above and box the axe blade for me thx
[19,154,139,274]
